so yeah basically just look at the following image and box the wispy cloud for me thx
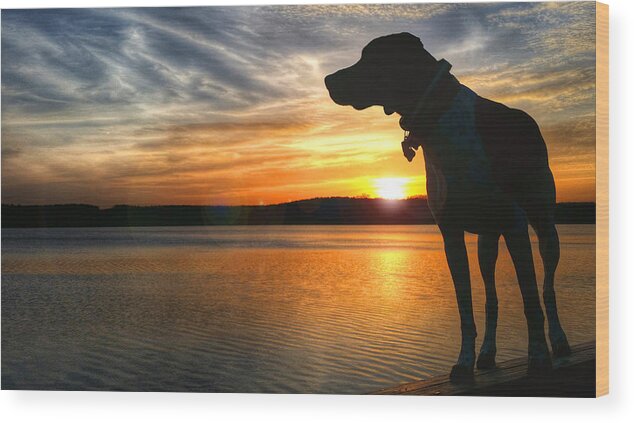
[2,3,596,205]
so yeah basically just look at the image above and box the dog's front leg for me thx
[441,226,476,381]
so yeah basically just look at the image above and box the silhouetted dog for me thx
[325,32,571,381]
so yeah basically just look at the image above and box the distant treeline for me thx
[1,198,596,228]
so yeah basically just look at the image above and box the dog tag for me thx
[402,132,417,162]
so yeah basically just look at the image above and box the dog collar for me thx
[412,58,452,118]
[400,58,454,132]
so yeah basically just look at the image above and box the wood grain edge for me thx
[595,0,609,398]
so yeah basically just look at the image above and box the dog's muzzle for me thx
[324,67,374,110]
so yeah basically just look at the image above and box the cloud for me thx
[1,3,597,205]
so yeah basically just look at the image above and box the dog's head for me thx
[324,32,441,117]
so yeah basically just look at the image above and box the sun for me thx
[374,177,409,200]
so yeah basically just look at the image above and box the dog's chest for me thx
[421,87,516,230]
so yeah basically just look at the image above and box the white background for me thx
[1,0,632,421]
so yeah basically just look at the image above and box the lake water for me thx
[1,225,595,393]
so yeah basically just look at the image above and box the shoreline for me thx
[2,199,596,228]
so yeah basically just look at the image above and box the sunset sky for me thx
[1,2,597,206]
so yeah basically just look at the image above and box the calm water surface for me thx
[1,225,595,393]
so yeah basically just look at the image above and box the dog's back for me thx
[416,85,555,233]
[474,95,556,220]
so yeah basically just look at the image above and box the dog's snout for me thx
[324,71,347,104]
[324,64,373,109]
[324,73,334,87]
[324,73,336,92]
[325,70,346,93]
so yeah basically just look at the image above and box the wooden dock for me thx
[371,342,596,397]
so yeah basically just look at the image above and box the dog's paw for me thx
[476,351,496,370]
[551,337,572,358]
[527,354,553,377]
[449,364,474,383]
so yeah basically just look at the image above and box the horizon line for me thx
[1,196,597,210]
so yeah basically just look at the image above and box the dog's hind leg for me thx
[533,220,571,358]
[503,225,552,375]
[441,226,477,381]
[476,233,500,369]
